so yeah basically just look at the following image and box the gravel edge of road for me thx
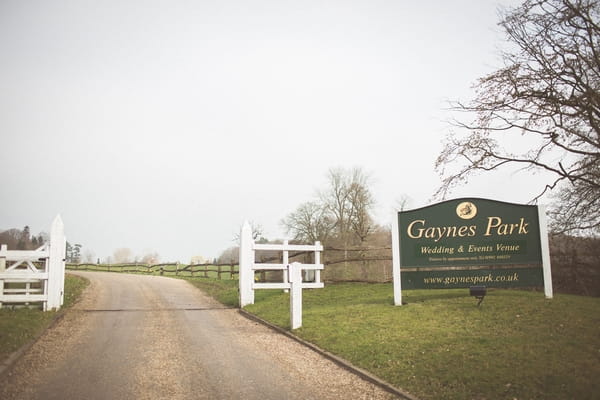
[0,310,67,379]
[238,309,421,400]
[0,274,91,380]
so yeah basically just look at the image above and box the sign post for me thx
[289,262,303,329]
[392,198,552,305]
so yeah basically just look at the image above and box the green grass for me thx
[185,278,239,307]
[190,279,600,400]
[0,273,89,363]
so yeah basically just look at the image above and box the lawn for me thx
[190,279,600,400]
[0,273,89,364]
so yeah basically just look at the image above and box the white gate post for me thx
[239,221,254,307]
[47,215,65,311]
[0,244,6,309]
[538,206,553,299]
[289,262,303,329]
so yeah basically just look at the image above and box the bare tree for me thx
[0,228,23,249]
[140,251,160,265]
[82,249,96,264]
[113,247,133,264]
[321,166,375,244]
[281,201,334,243]
[394,195,412,212]
[347,177,375,243]
[232,220,264,243]
[217,246,239,264]
[436,0,600,234]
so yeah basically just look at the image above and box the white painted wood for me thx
[0,294,47,302]
[298,282,324,289]
[538,206,554,299]
[253,243,324,252]
[238,224,325,329]
[0,249,50,261]
[289,262,303,329]
[3,288,43,293]
[0,216,65,311]
[254,282,292,290]
[252,263,288,270]
[239,221,255,307]
[282,239,289,293]
[0,272,50,280]
[0,244,5,309]
[252,282,324,290]
[252,263,324,270]
[47,215,65,310]
[314,241,321,285]
[391,210,403,306]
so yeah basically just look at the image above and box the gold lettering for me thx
[518,218,529,234]
[407,220,479,241]
[496,243,520,252]
[485,216,531,236]
[407,219,425,239]
[485,217,502,236]
[468,225,476,236]
[424,226,437,240]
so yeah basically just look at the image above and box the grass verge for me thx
[189,278,600,400]
[0,273,89,364]
[185,277,239,307]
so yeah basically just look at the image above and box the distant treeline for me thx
[0,226,47,250]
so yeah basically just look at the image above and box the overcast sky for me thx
[1,0,541,263]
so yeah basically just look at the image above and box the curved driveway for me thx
[0,272,397,399]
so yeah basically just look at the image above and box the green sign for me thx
[391,197,550,294]
[398,198,542,268]
[392,198,553,304]
[401,267,543,290]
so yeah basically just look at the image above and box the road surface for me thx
[0,272,398,399]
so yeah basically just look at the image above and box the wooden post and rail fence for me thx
[66,262,239,279]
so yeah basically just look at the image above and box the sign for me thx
[400,267,543,290]
[391,198,553,305]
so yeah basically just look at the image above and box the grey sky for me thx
[1,0,538,262]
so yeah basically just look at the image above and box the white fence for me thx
[238,221,323,329]
[0,216,66,311]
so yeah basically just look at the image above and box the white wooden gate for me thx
[0,215,66,311]
[238,221,323,329]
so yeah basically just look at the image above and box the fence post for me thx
[47,215,65,311]
[0,244,6,309]
[289,262,303,329]
[282,240,289,293]
[239,221,254,307]
[314,241,321,283]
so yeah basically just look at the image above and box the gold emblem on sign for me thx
[456,201,477,220]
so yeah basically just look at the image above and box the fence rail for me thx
[67,263,239,280]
